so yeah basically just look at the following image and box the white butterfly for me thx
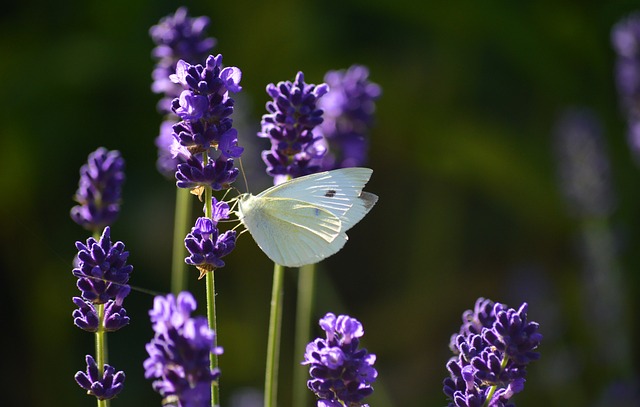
[236,167,378,267]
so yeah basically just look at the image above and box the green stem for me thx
[292,263,316,407]
[171,187,192,295]
[264,263,285,407]
[95,303,108,407]
[93,229,109,407]
[206,269,219,406]
[202,171,220,407]
[483,355,509,406]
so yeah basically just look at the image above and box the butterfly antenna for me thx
[238,157,250,193]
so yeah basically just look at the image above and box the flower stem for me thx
[171,187,192,294]
[264,263,285,407]
[203,177,220,407]
[95,303,108,407]
[206,269,219,406]
[292,263,316,407]
[93,229,109,407]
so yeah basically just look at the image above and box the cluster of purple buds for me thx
[259,71,329,184]
[71,227,133,330]
[443,298,542,407]
[75,355,126,401]
[144,292,223,407]
[170,54,244,193]
[303,313,377,407]
[317,65,382,170]
[70,147,125,233]
[70,148,131,399]
[612,13,640,161]
[184,197,237,278]
[71,227,132,399]
[150,7,217,176]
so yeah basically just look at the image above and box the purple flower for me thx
[72,227,133,304]
[75,355,125,400]
[72,297,100,332]
[612,13,640,161]
[259,71,329,184]
[317,65,381,169]
[184,216,236,279]
[443,299,541,407]
[144,292,223,407]
[150,7,218,176]
[169,54,243,191]
[304,313,377,407]
[70,147,125,232]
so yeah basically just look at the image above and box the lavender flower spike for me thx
[70,147,125,232]
[443,298,542,407]
[75,355,125,400]
[317,65,381,169]
[72,226,133,304]
[304,313,377,407]
[144,292,223,407]
[171,54,244,191]
[259,71,329,184]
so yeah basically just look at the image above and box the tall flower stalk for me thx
[258,71,329,407]
[168,53,243,405]
[71,148,129,407]
[150,7,217,295]
[292,65,381,406]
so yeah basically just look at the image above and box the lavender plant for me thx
[166,52,243,405]
[259,71,329,185]
[317,65,382,170]
[256,70,331,407]
[71,148,130,405]
[144,292,223,407]
[150,7,220,296]
[303,313,378,407]
[443,298,542,407]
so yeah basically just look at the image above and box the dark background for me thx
[1,1,638,406]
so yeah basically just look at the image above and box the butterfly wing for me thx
[238,194,347,267]
[258,168,378,231]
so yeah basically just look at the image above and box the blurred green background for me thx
[1,0,638,406]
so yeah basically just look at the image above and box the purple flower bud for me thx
[72,297,99,332]
[184,217,236,278]
[75,355,125,400]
